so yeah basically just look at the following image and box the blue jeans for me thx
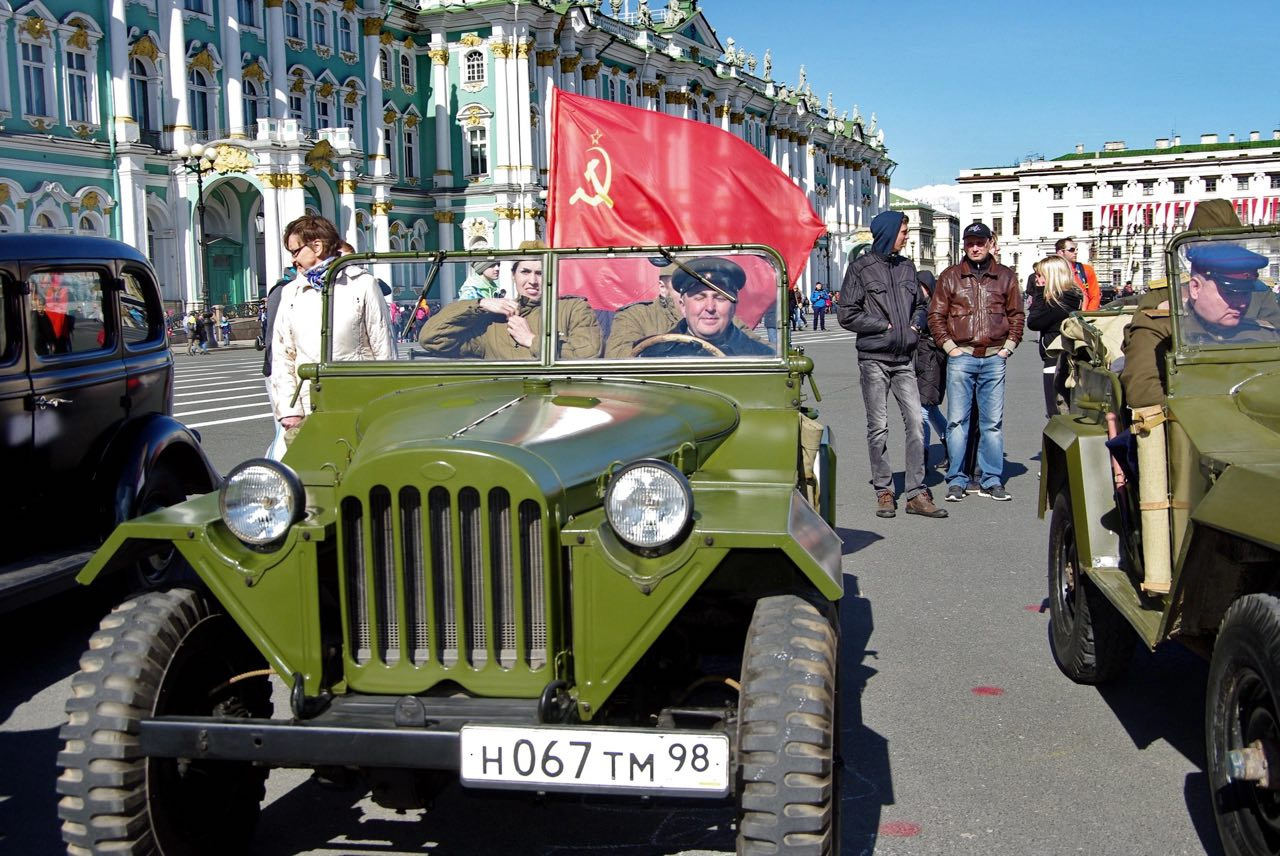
[921,403,947,459]
[944,353,1007,488]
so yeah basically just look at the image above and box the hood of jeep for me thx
[1235,370,1280,437]
[342,378,740,505]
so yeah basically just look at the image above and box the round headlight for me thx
[604,460,693,550]
[219,459,305,546]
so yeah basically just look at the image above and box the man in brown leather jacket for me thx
[927,222,1024,502]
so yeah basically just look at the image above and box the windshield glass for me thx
[331,248,785,366]
[1171,231,1280,350]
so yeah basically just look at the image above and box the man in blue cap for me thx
[1121,239,1280,408]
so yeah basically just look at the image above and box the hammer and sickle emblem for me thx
[569,146,614,209]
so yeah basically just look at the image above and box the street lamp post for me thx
[175,143,216,313]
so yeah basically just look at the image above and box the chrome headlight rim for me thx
[218,458,306,547]
[604,458,694,553]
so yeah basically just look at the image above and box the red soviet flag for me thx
[547,89,824,288]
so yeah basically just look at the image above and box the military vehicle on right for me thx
[1041,223,1280,856]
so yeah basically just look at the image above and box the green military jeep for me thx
[58,246,843,855]
[1040,224,1280,855]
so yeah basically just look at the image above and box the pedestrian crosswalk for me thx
[788,328,856,345]
[172,349,275,429]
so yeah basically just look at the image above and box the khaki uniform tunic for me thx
[418,296,601,360]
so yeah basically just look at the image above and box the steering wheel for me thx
[629,333,726,358]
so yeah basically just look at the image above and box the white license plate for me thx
[459,725,730,796]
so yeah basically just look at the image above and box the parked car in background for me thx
[0,235,219,610]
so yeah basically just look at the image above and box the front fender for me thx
[1041,415,1121,571]
[100,413,221,532]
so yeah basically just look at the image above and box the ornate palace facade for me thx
[0,0,894,307]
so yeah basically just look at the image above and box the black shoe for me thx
[945,485,965,502]
[979,484,1012,501]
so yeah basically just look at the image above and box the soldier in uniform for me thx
[604,263,682,358]
[634,258,775,358]
[1122,233,1279,407]
[419,245,602,360]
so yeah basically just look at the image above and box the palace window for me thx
[339,17,353,53]
[184,0,206,12]
[1237,176,1250,191]
[467,126,488,177]
[130,59,155,131]
[65,49,94,124]
[1141,180,1154,196]
[188,69,215,134]
[288,93,305,124]
[1173,179,1186,194]
[238,0,258,28]
[404,127,417,179]
[379,49,392,84]
[316,96,332,128]
[1052,212,1063,231]
[399,54,413,89]
[20,41,51,118]
[1111,183,1123,197]
[312,8,329,48]
[464,50,485,85]
[1204,177,1218,192]
[1082,211,1093,231]
[285,2,302,40]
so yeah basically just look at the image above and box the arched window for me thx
[399,54,412,89]
[311,8,328,48]
[238,0,257,27]
[34,212,55,231]
[187,69,215,134]
[284,1,301,39]
[464,50,485,85]
[338,17,353,53]
[243,79,262,132]
[403,126,417,179]
[379,49,391,83]
[130,58,154,131]
[0,209,12,233]
[19,34,52,117]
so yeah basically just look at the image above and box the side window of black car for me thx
[0,277,15,365]
[121,270,161,347]
[29,270,113,357]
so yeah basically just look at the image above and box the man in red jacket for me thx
[928,222,1025,502]
[1055,236,1101,310]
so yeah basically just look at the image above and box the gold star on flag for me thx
[589,129,603,145]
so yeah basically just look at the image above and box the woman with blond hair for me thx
[1027,255,1083,417]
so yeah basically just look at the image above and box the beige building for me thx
[958,129,1280,289]
[889,192,959,275]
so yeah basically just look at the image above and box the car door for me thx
[119,265,171,418]
[26,264,127,542]
[0,268,33,534]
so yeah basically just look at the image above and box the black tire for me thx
[1207,594,1280,856]
[57,589,273,855]
[131,466,193,588]
[737,594,839,856]
[1047,489,1135,684]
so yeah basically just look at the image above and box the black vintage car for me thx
[0,235,218,609]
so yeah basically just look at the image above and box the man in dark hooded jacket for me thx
[838,210,946,519]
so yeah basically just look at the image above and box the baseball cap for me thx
[963,222,993,241]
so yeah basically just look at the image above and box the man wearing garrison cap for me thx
[633,257,774,358]
[1121,209,1280,408]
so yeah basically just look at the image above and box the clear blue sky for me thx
[696,0,1277,190]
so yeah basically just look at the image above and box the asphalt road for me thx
[0,333,1221,855]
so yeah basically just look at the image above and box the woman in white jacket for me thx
[271,216,396,437]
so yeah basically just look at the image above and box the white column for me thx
[265,0,288,118]
[491,31,512,185]
[364,20,387,178]
[536,38,557,173]
[163,0,189,149]
[108,0,135,143]
[222,6,244,135]
[430,32,451,187]
[515,37,535,187]
[117,154,146,247]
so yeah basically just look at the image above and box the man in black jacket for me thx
[838,211,946,519]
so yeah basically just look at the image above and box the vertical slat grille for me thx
[399,487,429,665]
[340,497,371,664]
[339,482,549,675]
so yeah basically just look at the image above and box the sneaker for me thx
[875,490,897,518]
[906,491,948,518]
[979,484,1012,501]
[945,485,965,502]
[965,480,982,494]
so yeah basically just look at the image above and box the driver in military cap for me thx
[634,257,775,358]
[1121,239,1280,408]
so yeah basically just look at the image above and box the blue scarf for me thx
[304,257,337,289]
